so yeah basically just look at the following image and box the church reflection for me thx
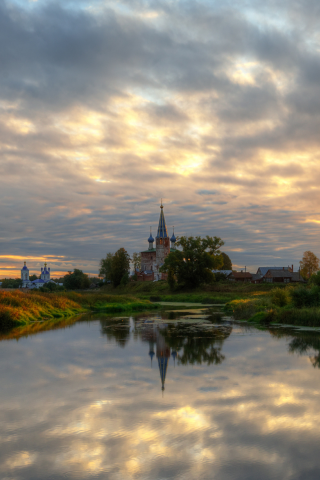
[142,321,172,390]
[140,315,232,390]
[99,311,232,391]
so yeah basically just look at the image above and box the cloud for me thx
[1,0,320,276]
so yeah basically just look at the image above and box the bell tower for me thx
[155,201,170,271]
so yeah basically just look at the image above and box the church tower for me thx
[40,263,50,281]
[21,262,29,288]
[155,202,170,273]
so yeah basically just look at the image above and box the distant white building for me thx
[21,262,56,289]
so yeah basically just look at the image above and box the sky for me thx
[1,0,320,277]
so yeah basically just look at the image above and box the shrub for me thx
[228,299,259,320]
[271,287,291,307]
[309,271,320,286]
[291,286,320,308]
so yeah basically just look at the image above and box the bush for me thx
[228,299,258,320]
[309,271,320,286]
[271,287,291,307]
[291,286,320,308]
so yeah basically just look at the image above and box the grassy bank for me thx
[101,280,275,303]
[226,285,320,327]
[0,291,156,327]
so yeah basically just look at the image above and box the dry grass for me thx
[0,290,84,326]
[0,291,156,327]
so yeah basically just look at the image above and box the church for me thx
[137,202,176,282]
[21,262,54,289]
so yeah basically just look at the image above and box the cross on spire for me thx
[156,201,168,238]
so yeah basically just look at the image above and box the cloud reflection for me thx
[1,314,320,478]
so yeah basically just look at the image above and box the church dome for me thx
[148,233,154,243]
[170,233,176,243]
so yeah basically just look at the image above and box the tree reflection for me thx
[270,328,320,368]
[136,311,232,367]
[100,317,131,347]
[160,322,232,366]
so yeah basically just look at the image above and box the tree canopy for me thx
[99,253,113,282]
[1,278,22,288]
[160,235,224,288]
[132,252,141,272]
[109,248,131,287]
[219,252,232,270]
[63,269,90,290]
[300,251,320,279]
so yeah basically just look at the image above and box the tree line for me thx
[99,236,232,289]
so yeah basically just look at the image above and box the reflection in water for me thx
[270,328,320,368]
[2,310,320,479]
[100,311,232,391]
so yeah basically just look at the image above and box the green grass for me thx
[101,281,275,303]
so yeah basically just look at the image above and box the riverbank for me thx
[226,285,320,327]
[0,291,157,328]
[101,280,276,304]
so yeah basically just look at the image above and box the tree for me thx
[99,253,114,282]
[63,269,90,290]
[132,252,141,272]
[167,267,176,290]
[1,278,22,288]
[300,251,320,279]
[310,271,320,286]
[219,252,232,270]
[110,248,131,288]
[29,274,38,281]
[39,282,65,292]
[160,235,224,288]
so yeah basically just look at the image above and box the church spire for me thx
[156,201,168,238]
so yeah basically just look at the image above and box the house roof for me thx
[141,248,156,253]
[232,272,252,279]
[265,269,293,278]
[212,270,233,276]
[257,267,289,276]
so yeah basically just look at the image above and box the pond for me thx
[1,306,320,479]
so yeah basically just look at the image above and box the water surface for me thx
[1,308,320,479]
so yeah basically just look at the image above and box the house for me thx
[229,271,253,282]
[251,274,263,284]
[263,268,305,283]
[291,272,306,283]
[257,266,293,276]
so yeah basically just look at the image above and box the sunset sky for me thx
[1,0,320,278]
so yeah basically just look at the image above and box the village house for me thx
[229,271,253,282]
[264,268,305,284]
